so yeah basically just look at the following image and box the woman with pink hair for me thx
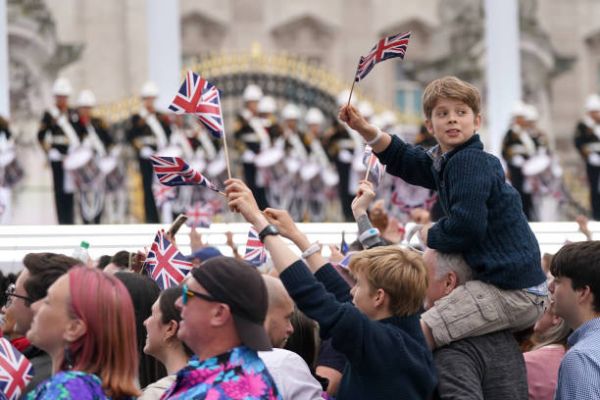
[25,267,140,399]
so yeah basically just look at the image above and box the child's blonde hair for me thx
[349,246,427,316]
[422,76,481,119]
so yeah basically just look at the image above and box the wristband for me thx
[358,227,380,244]
[366,128,384,146]
[301,242,322,259]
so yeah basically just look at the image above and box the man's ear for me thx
[64,318,87,343]
[577,285,593,306]
[211,304,232,327]
[444,272,458,295]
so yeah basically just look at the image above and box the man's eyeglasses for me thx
[181,284,218,305]
[4,284,34,307]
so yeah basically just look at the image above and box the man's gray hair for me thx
[435,252,473,285]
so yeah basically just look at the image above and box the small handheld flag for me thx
[244,227,267,267]
[150,156,219,192]
[169,71,232,179]
[363,145,386,186]
[340,231,349,255]
[143,230,193,290]
[355,31,411,82]
[0,338,34,400]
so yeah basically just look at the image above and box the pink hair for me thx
[65,267,140,398]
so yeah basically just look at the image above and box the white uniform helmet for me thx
[243,84,263,102]
[141,81,159,98]
[305,108,325,125]
[523,104,539,122]
[510,100,529,118]
[52,77,72,97]
[77,90,96,108]
[586,94,600,112]
[258,96,277,114]
[281,103,301,121]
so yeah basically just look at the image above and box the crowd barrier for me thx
[0,222,596,273]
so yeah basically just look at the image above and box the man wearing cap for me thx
[73,90,114,224]
[575,94,600,220]
[37,77,82,224]
[502,101,548,220]
[163,256,281,399]
[127,81,171,223]
[233,84,270,210]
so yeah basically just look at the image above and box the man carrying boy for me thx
[225,179,437,399]
[339,76,547,349]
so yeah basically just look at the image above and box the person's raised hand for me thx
[351,180,376,219]
[338,105,378,140]
[225,178,267,227]
[328,245,344,264]
[189,227,205,253]
[264,208,303,242]
[410,208,431,225]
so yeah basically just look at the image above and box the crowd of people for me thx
[0,76,599,400]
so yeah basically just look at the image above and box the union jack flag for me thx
[152,183,177,207]
[355,31,411,82]
[169,71,224,139]
[243,227,267,267]
[143,230,193,290]
[150,156,219,192]
[363,145,386,186]
[186,201,214,228]
[0,338,34,400]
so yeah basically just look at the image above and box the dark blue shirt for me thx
[377,134,545,289]
[280,261,436,400]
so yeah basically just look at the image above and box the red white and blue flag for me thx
[355,31,411,82]
[0,337,34,400]
[169,71,224,139]
[244,227,267,267]
[143,230,193,290]
[150,156,219,192]
[363,145,386,186]
[186,201,214,228]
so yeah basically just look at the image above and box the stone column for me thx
[146,0,181,110]
[484,0,521,157]
[0,0,8,117]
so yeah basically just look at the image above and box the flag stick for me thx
[364,154,374,181]
[221,130,233,180]
[346,79,357,108]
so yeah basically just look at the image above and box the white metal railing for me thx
[0,222,596,273]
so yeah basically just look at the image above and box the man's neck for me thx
[194,337,242,362]
[571,311,600,331]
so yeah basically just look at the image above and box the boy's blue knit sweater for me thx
[280,261,437,400]
[377,134,546,289]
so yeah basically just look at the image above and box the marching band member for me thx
[325,91,359,221]
[280,103,308,219]
[304,107,334,222]
[126,81,171,223]
[233,84,270,209]
[74,90,113,224]
[575,94,600,220]
[502,101,549,220]
[37,77,81,224]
